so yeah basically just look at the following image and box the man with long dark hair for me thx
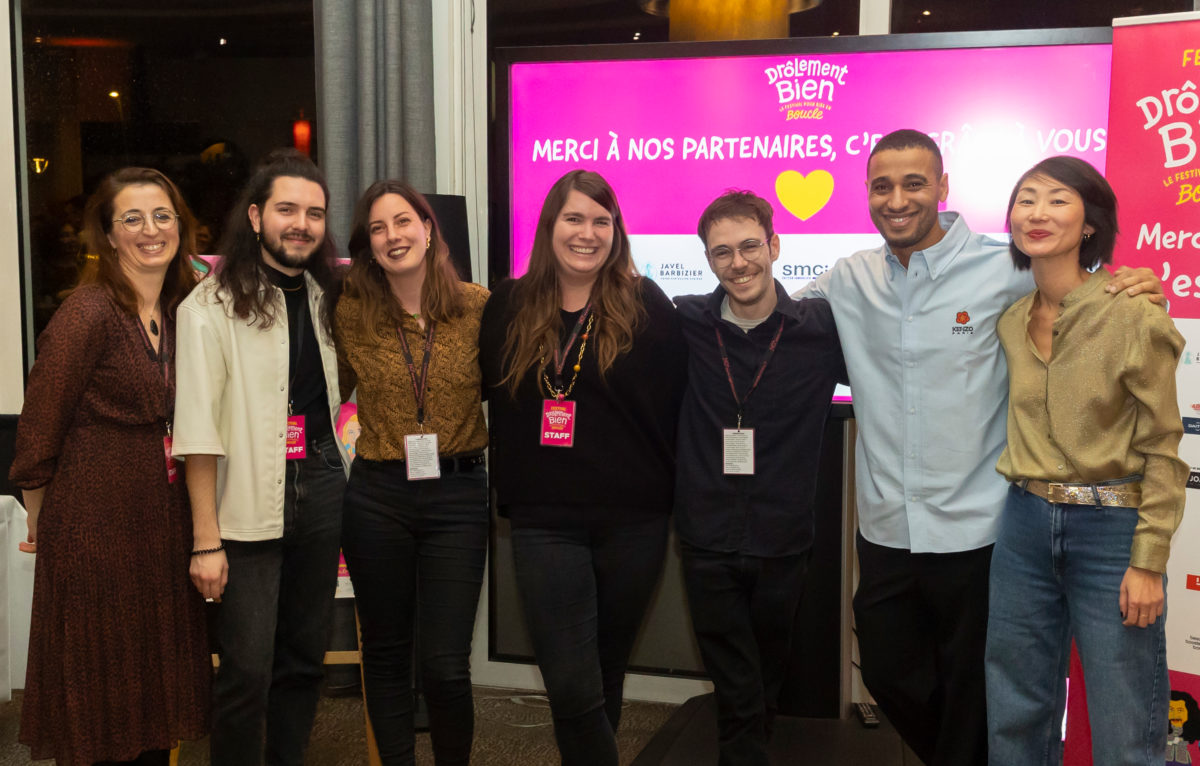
[173,149,348,765]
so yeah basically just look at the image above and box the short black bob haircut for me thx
[1006,155,1118,272]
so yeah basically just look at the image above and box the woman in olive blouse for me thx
[985,156,1187,766]
[334,180,489,766]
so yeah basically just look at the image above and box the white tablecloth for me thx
[0,495,35,702]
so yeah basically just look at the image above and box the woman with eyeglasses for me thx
[985,156,1187,766]
[9,168,210,765]
[479,170,687,766]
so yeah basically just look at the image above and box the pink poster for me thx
[508,44,1112,296]
[1108,14,1200,319]
[1066,13,1200,766]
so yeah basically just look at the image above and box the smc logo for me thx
[1187,574,1200,591]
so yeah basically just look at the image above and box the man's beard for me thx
[261,230,318,269]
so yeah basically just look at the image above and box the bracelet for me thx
[191,545,225,556]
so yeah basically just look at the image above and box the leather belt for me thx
[1016,478,1141,508]
[434,453,486,473]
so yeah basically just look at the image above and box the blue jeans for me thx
[681,544,809,766]
[211,433,346,766]
[510,515,669,766]
[985,485,1168,766]
[341,458,488,766]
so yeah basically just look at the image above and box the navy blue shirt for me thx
[674,281,846,557]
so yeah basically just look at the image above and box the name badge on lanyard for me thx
[138,317,179,483]
[715,317,784,476]
[398,321,440,478]
[723,428,755,475]
[405,433,441,480]
[286,415,307,459]
[285,295,308,460]
[540,306,593,448]
[164,433,179,483]
[541,400,577,447]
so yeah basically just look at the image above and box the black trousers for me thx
[853,533,992,766]
[510,515,670,766]
[341,459,488,766]
[682,543,810,766]
[211,435,345,766]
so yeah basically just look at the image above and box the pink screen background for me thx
[508,44,1113,275]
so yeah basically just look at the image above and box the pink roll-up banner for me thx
[1067,11,1200,766]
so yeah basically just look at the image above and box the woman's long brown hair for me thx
[339,179,464,342]
[79,167,201,318]
[500,170,645,397]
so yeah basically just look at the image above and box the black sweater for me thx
[479,277,687,527]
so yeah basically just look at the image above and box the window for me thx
[18,0,316,338]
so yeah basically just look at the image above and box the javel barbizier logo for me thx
[763,57,848,122]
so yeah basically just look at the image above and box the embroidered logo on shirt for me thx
[952,309,974,335]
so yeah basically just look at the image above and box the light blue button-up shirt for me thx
[799,213,1033,553]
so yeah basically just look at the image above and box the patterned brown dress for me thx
[9,284,210,764]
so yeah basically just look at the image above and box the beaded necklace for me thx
[541,311,594,401]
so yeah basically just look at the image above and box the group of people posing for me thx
[9,128,1185,766]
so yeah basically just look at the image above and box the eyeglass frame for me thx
[705,238,770,265]
[111,208,180,233]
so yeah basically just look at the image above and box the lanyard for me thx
[287,296,308,414]
[396,321,437,428]
[551,304,592,390]
[134,314,172,434]
[713,316,785,428]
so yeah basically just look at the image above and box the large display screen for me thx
[497,33,1114,402]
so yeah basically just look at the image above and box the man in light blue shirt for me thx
[798,129,1160,766]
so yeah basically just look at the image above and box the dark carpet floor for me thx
[0,687,678,765]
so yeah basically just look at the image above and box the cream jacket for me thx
[173,273,346,540]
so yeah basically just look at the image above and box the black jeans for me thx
[681,544,809,766]
[210,434,346,766]
[853,533,992,766]
[341,458,488,766]
[510,514,669,766]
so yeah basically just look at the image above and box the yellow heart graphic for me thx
[775,169,834,221]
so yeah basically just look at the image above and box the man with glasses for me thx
[173,149,347,766]
[674,190,846,765]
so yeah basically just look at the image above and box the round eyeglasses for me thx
[706,239,766,265]
[113,209,180,233]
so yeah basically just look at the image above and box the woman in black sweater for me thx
[479,170,686,766]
